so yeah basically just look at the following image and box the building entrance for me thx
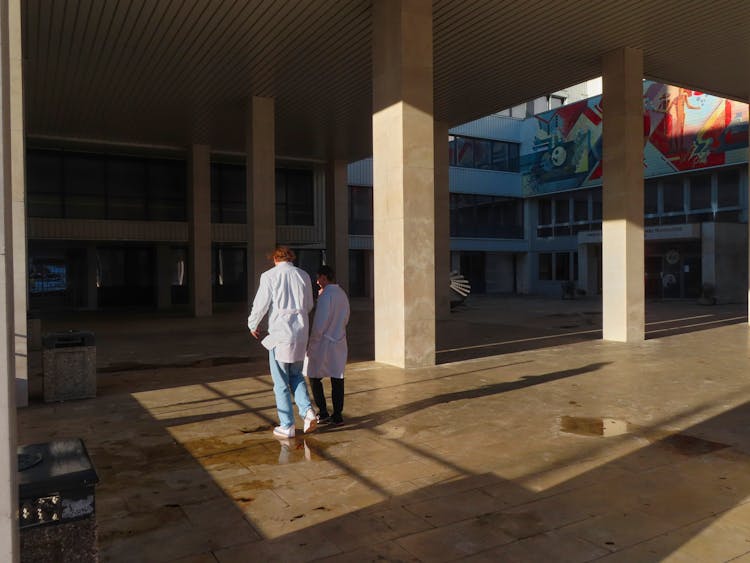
[645,241,701,299]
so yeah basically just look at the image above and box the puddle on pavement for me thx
[560,416,630,437]
[193,433,339,467]
[561,416,731,456]
[99,356,251,373]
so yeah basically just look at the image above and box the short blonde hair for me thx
[270,246,295,263]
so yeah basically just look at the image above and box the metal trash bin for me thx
[18,438,100,562]
[42,331,96,402]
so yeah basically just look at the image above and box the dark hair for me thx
[317,264,335,282]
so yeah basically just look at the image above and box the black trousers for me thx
[310,377,344,418]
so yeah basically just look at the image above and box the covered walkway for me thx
[19,297,750,561]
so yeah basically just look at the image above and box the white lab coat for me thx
[305,284,350,379]
[247,262,314,363]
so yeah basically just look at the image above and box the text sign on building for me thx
[577,223,700,245]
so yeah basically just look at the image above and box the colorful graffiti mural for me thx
[520,81,749,196]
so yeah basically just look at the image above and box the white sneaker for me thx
[303,409,318,433]
[273,425,295,438]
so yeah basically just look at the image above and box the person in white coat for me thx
[306,265,350,425]
[248,246,317,438]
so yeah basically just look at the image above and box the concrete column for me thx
[325,160,349,292]
[155,244,172,310]
[372,0,435,368]
[0,0,19,556]
[8,0,24,408]
[601,47,645,341]
[86,245,98,310]
[246,96,275,294]
[434,121,450,320]
[189,144,212,317]
[577,243,590,295]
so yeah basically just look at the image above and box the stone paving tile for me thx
[18,298,750,562]
[401,488,501,527]
[394,513,516,562]
[213,530,341,562]
[316,541,421,562]
[562,508,676,553]
[462,531,610,562]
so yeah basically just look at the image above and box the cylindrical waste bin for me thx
[42,331,96,402]
[18,438,99,562]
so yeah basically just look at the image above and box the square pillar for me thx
[372,0,435,368]
[155,244,173,310]
[246,96,275,293]
[325,160,349,292]
[8,0,24,406]
[0,0,20,557]
[601,47,645,341]
[434,120,451,320]
[86,246,98,310]
[189,144,212,317]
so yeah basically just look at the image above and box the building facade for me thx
[350,80,749,304]
[23,81,750,313]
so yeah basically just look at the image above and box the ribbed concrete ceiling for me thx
[23,0,750,161]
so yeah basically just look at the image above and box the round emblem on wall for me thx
[550,145,567,167]
[665,249,680,265]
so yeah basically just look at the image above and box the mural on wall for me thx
[521,81,749,196]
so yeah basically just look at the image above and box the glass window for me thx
[455,137,474,167]
[717,169,740,208]
[644,180,658,214]
[108,158,147,220]
[26,150,64,218]
[491,141,508,171]
[573,192,589,222]
[689,174,711,211]
[211,163,246,223]
[148,159,187,221]
[276,168,314,225]
[349,185,373,235]
[538,253,552,280]
[450,193,523,238]
[556,252,570,281]
[448,136,457,166]
[490,141,520,172]
[662,177,684,213]
[592,188,602,221]
[64,155,106,219]
[473,139,491,169]
[508,143,520,172]
[27,149,188,222]
[538,199,552,225]
[555,198,570,224]
[549,95,565,109]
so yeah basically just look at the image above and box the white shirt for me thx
[305,284,350,379]
[247,261,314,363]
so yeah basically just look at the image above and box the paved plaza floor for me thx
[18,295,750,562]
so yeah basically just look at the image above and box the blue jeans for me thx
[268,348,313,428]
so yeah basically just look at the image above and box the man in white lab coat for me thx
[306,265,350,425]
[248,246,317,438]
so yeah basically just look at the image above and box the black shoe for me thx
[331,415,344,425]
[317,413,331,424]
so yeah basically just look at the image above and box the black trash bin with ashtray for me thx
[18,438,99,562]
